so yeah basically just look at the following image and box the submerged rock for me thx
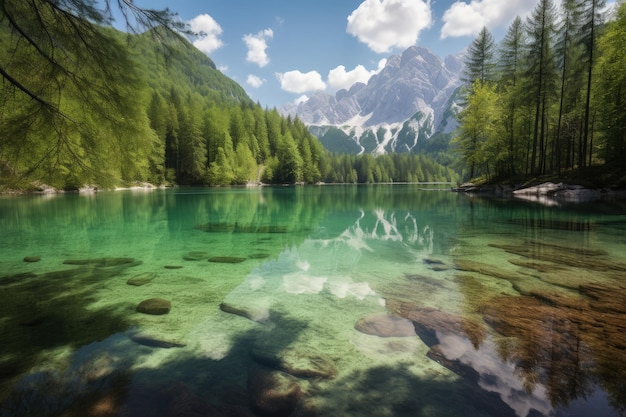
[209,256,247,264]
[196,222,289,234]
[248,369,303,417]
[220,301,269,322]
[128,331,186,348]
[136,298,171,315]
[455,259,522,282]
[23,256,41,263]
[579,283,626,314]
[490,242,626,272]
[164,265,183,269]
[248,253,271,259]
[251,345,337,380]
[127,272,157,286]
[480,291,626,406]
[183,251,209,261]
[389,302,485,349]
[63,257,136,267]
[354,314,416,338]
[423,257,454,270]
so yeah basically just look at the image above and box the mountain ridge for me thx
[281,46,464,155]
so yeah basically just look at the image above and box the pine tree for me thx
[579,0,606,167]
[463,27,497,87]
[498,17,526,176]
[554,0,583,172]
[594,2,626,162]
[526,0,558,175]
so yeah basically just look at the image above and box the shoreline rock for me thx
[453,181,626,204]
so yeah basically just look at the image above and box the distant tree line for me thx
[455,0,625,182]
[0,1,458,190]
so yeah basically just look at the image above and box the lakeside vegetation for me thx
[0,1,458,192]
[455,0,626,188]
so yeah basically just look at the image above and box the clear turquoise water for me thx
[1,185,625,417]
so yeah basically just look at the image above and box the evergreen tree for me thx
[498,16,526,176]
[579,0,606,166]
[525,0,558,175]
[463,27,497,87]
[554,0,583,172]
[594,2,626,162]
[273,132,303,184]
[454,81,502,179]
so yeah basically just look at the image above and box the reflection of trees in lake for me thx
[446,199,626,416]
[480,290,626,415]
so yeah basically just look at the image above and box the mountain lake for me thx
[0,184,625,417]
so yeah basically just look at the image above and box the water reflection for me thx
[1,187,626,417]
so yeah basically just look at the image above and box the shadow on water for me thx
[309,363,519,417]
[0,261,135,399]
[0,305,524,417]
[0,308,313,417]
[2,188,626,417]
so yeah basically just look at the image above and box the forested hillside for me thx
[455,0,626,185]
[0,2,458,190]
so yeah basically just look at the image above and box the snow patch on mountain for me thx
[281,46,463,155]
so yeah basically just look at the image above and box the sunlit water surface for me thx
[1,185,625,417]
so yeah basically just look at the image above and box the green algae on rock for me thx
[136,298,171,315]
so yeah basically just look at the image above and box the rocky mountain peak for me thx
[280,45,463,155]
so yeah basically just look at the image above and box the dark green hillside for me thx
[129,29,252,106]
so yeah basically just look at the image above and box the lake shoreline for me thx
[452,181,626,204]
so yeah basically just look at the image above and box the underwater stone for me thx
[248,369,303,417]
[220,302,269,322]
[209,256,247,264]
[454,259,521,282]
[128,331,186,348]
[23,256,41,263]
[248,253,271,259]
[183,251,209,261]
[389,302,486,349]
[63,257,135,267]
[164,265,183,269]
[251,345,338,380]
[354,314,417,338]
[196,222,288,233]
[127,272,157,286]
[136,298,171,315]
[489,242,626,272]
[579,283,626,314]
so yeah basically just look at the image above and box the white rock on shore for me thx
[513,182,602,203]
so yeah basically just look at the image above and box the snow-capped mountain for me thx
[281,46,464,155]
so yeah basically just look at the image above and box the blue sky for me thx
[127,0,614,108]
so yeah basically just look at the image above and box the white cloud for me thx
[440,0,535,38]
[243,28,273,67]
[246,74,266,88]
[347,0,432,53]
[276,70,327,94]
[189,14,223,55]
[327,59,387,91]
[218,65,229,73]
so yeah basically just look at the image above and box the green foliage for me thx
[455,0,623,184]
[0,1,462,190]
[594,2,626,161]
[463,27,497,87]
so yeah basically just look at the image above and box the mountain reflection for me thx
[3,186,625,417]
